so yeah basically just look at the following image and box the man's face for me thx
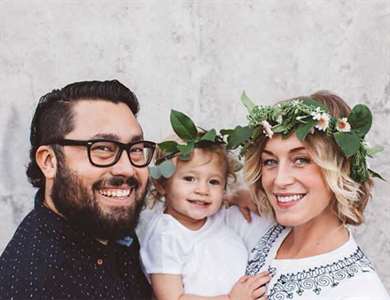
[50,100,149,240]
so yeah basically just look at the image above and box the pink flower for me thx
[261,120,274,138]
[336,118,351,132]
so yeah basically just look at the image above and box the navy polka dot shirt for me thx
[0,191,152,300]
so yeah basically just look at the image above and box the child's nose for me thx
[194,181,209,195]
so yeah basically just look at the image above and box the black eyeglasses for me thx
[48,139,156,168]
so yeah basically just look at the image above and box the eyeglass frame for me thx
[45,138,156,168]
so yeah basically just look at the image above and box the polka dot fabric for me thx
[0,192,152,299]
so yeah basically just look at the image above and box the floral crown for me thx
[224,92,383,183]
[149,110,228,179]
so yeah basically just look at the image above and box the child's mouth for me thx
[187,199,210,207]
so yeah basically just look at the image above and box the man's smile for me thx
[97,188,136,206]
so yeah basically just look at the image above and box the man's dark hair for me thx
[26,79,140,189]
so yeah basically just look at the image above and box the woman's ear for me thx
[35,145,58,180]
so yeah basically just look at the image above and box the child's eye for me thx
[294,157,311,166]
[209,179,221,186]
[183,176,195,182]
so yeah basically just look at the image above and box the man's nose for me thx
[110,150,136,177]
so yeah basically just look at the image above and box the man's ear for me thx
[35,145,58,180]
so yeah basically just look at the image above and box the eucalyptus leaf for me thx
[170,110,198,141]
[159,160,176,178]
[241,91,256,113]
[348,104,372,137]
[334,132,360,157]
[149,166,162,179]
[296,119,317,141]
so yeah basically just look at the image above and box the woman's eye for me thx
[262,159,277,167]
[294,157,311,166]
[183,176,195,182]
[209,179,221,186]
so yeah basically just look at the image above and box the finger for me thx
[250,275,271,290]
[238,275,249,283]
[222,193,234,206]
[239,206,252,223]
[252,285,267,298]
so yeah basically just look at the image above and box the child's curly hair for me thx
[147,134,240,208]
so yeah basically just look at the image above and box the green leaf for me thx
[348,104,372,137]
[158,141,178,153]
[366,145,384,157]
[303,98,328,111]
[220,129,234,136]
[241,91,256,113]
[177,142,194,160]
[200,129,217,142]
[368,168,386,181]
[160,160,176,178]
[296,119,317,140]
[149,166,162,179]
[334,132,361,157]
[170,110,198,141]
[227,126,253,149]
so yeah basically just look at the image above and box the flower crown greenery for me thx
[223,92,383,183]
[149,110,226,179]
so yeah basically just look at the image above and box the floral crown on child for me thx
[222,92,383,183]
[149,110,238,179]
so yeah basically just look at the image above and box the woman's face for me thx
[260,134,334,227]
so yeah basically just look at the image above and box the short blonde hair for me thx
[148,134,238,207]
[244,91,373,225]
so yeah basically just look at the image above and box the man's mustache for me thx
[93,176,140,190]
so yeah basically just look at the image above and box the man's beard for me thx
[51,161,147,241]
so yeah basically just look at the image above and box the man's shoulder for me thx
[0,208,66,273]
[0,209,68,298]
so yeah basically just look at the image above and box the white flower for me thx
[312,112,330,131]
[261,120,274,138]
[291,99,302,106]
[336,118,351,132]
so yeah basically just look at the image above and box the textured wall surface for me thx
[1,0,389,291]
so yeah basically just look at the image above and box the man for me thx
[0,80,154,299]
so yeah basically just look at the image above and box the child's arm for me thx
[150,272,270,300]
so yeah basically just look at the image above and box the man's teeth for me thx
[276,194,304,203]
[99,189,131,197]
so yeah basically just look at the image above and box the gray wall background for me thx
[0,0,389,292]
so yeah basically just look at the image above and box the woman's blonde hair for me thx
[148,133,239,207]
[244,91,373,225]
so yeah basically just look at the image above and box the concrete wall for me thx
[1,0,389,291]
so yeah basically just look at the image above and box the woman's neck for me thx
[276,209,349,259]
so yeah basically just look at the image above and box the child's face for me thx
[161,149,226,230]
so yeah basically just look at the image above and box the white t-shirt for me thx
[137,203,248,297]
[226,208,390,300]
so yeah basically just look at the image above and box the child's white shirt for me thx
[137,202,248,297]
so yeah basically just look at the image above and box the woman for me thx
[227,91,389,299]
